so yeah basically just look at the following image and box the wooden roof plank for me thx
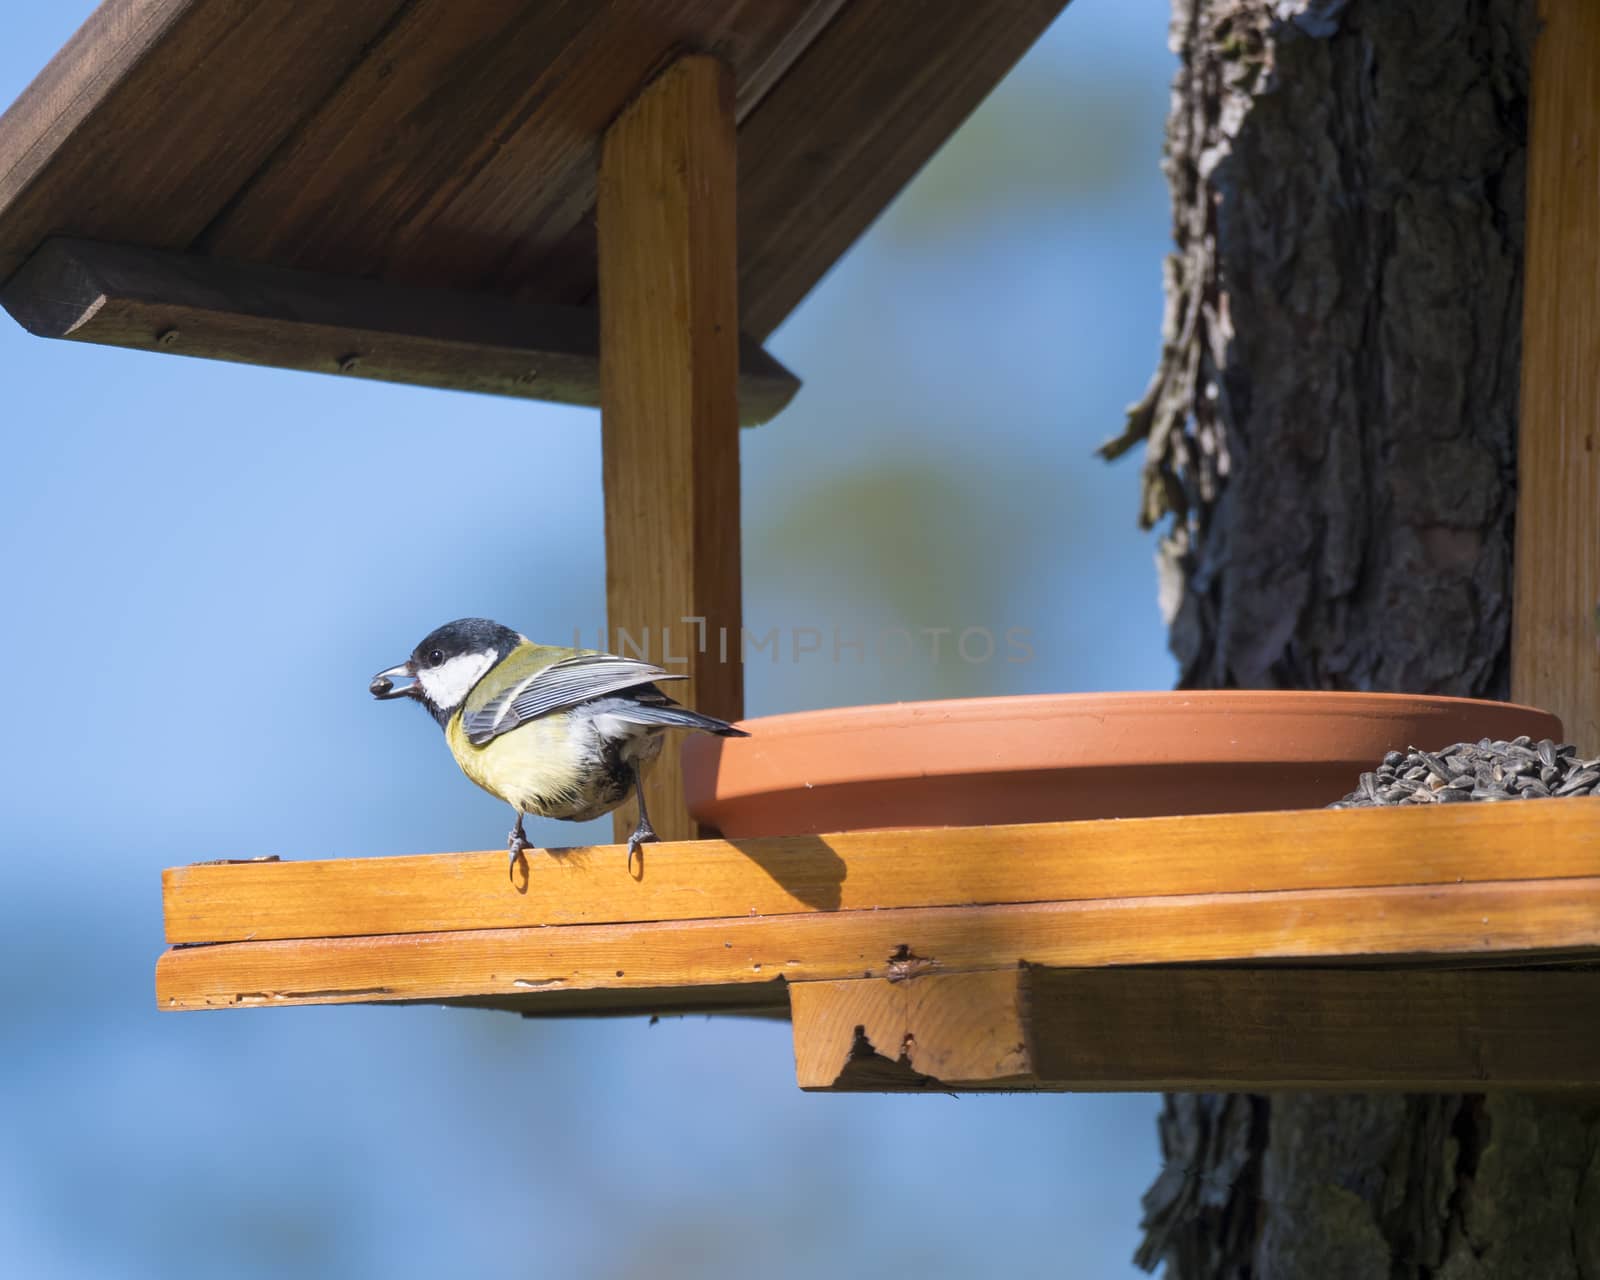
[198,0,842,300]
[736,0,1070,339]
[0,0,410,283]
[476,0,848,306]
[160,799,1600,946]
[195,0,602,282]
[791,967,1600,1092]
[0,237,798,423]
[155,875,1600,1011]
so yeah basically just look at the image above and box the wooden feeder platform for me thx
[158,799,1600,1092]
[6,2,1597,1094]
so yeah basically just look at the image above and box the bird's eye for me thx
[428,649,444,667]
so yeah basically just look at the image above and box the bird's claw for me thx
[508,828,531,885]
[625,822,658,879]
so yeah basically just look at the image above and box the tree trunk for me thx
[1113,2,1600,1276]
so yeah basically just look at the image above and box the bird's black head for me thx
[370,617,522,726]
[410,618,523,671]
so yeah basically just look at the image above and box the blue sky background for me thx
[0,3,1180,1276]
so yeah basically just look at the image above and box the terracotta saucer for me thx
[681,691,1564,838]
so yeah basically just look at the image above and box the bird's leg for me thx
[625,764,658,877]
[508,810,531,884]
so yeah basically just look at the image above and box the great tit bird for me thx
[370,617,747,878]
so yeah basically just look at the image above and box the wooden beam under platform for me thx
[790,966,1600,1092]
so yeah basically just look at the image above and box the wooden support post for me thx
[599,56,743,843]
[1514,0,1600,749]
[791,967,1600,1092]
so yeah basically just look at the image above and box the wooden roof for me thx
[0,0,1066,360]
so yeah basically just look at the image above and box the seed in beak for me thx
[370,675,395,698]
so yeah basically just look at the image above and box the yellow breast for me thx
[444,712,588,815]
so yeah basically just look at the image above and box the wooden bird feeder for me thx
[4,0,1597,1092]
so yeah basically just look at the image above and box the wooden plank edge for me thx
[1511,0,1600,749]
[161,798,1600,945]
[449,979,790,1020]
[0,1,196,240]
[322,979,792,1020]
[154,875,1600,1012]
[735,0,1069,338]
[0,238,799,425]
[790,967,1600,1092]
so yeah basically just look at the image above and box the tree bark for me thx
[1116,2,1600,1276]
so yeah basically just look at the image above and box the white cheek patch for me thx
[417,650,498,711]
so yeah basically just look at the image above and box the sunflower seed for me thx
[1330,734,1597,810]
[1418,751,1452,782]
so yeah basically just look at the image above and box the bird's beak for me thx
[370,661,418,700]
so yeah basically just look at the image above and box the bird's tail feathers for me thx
[611,704,750,737]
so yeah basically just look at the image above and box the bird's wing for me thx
[461,652,685,746]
